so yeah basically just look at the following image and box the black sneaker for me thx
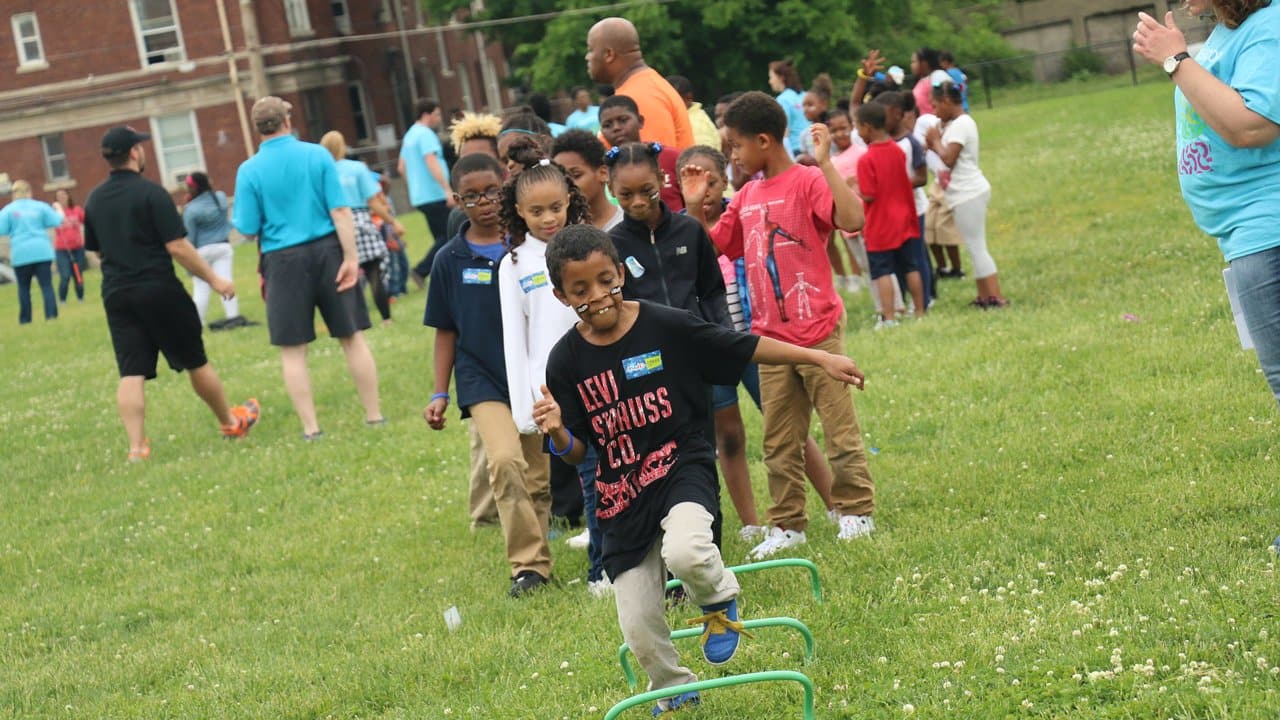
[509,570,549,598]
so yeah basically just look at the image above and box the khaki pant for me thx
[466,421,498,528]
[469,401,552,577]
[613,502,739,692]
[759,327,874,531]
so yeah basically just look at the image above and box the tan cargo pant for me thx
[758,327,875,531]
[468,401,552,577]
[466,421,499,528]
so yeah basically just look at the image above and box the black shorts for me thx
[867,238,921,280]
[262,234,371,346]
[104,283,207,379]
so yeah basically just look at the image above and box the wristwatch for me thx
[1163,51,1191,76]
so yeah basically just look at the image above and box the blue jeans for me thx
[1231,245,1280,408]
[578,446,605,582]
[56,248,85,301]
[15,262,57,324]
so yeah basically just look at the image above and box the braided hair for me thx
[499,140,590,263]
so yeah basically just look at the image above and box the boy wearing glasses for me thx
[423,153,554,598]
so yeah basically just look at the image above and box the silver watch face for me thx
[1164,55,1179,74]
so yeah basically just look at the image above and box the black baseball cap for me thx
[101,126,151,157]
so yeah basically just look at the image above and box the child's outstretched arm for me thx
[753,336,866,390]
[811,124,865,233]
[533,384,587,465]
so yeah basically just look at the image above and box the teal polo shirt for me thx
[232,135,348,254]
[336,158,379,210]
[0,198,61,267]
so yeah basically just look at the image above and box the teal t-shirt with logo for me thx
[1175,2,1280,261]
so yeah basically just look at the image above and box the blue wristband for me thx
[431,392,450,403]
[549,433,574,457]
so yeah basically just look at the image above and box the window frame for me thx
[11,12,47,70]
[284,0,314,38]
[331,0,352,35]
[40,133,70,183]
[150,110,206,187]
[348,81,372,142]
[127,0,187,68]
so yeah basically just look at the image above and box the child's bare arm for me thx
[753,337,865,390]
[423,329,457,430]
[812,124,864,232]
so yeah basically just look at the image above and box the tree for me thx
[422,0,1016,102]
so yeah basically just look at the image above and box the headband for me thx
[499,128,541,137]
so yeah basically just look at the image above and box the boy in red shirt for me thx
[599,94,684,211]
[854,102,927,327]
[682,91,877,558]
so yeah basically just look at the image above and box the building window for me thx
[151,111,204,186]
[41,134,69,182]
[456,63,474,111]
[332,0,351,35]
[11,12,46,69]
[130,0,185,66]
[348,83,371,141]
[284,0,313,37]
[301,89,327,143]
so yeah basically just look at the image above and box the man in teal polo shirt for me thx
[233,96,384,439]
[399,98,454,285]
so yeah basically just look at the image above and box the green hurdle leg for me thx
[617,616,815,690]
[603,670,814,720]
[665,558,823,603]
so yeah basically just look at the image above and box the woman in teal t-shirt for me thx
[768,59,809,159]
[1135,0,1280,410]
[0,179,63,324]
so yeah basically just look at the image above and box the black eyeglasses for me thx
[457,188,502,208]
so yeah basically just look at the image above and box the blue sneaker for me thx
[652,690,700,716]
[687,598,750,665]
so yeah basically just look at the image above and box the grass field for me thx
[2,81,1278,719]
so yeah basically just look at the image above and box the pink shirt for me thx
[913,77,935,117]
[709,164,842,346]
[54,206,85,251]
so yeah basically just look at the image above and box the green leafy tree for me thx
[423,0,1016,101]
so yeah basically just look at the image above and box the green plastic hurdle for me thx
[663,558,824,603]
[602,670,815,720]
[617,616,815,690]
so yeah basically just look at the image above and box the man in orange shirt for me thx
[585,17,694,150]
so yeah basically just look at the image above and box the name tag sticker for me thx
[519,271,549,293]
[625,256,645,277]
[622,350,664,380]
[462,268,493,284]
[675,246,688,255]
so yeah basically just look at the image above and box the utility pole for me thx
[392,0,420,108]
[216,0,254,157]
[238,0,268,101]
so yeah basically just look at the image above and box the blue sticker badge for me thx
[462,268,493,285]
[519,271,549,293]
[622,350,664,380]
[625,256,645,278]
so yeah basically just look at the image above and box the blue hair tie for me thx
[648,142,663,155]
[604,146,622,165]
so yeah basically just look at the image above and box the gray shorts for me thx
[262,234,371,346]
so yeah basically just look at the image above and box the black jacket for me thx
[608,202,731,330]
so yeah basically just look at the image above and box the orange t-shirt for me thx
[615,67,694,150]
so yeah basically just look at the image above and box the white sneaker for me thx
[588,577,613,598]
[837,514,876,541]
[827,509,841,525]
[874,319,900,331]
[749,526,806,560]
[739,524,768,542]
[566,529,590,550]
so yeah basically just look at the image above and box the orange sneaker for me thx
[127,439,151,463]
[222,398,260,439]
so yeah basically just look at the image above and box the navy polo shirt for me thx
[423,223,510,418]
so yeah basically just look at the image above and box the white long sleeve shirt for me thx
[498,234,580,434]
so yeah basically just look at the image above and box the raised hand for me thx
[532,384,563,435]
[680,163,710,209]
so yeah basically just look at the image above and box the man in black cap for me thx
[84,126,260,461]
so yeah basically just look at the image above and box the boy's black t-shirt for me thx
[546,301,759,579]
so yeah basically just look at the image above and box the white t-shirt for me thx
[895,135,929,216]
[913,114,950,177]
[940,114,990,208]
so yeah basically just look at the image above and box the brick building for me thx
[0,0,512,210]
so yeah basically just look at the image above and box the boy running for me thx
[534,225,864,713]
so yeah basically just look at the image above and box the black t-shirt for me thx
[83,170,186,298]
[546,301,759,578]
